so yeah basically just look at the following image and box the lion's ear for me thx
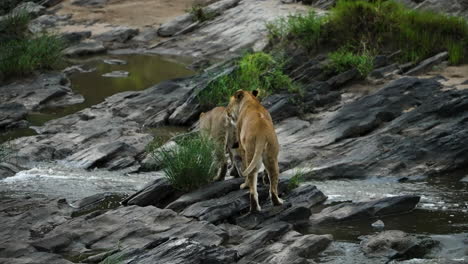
[234,90,244,101]
[200,112,205,118]
[252,90,259,97]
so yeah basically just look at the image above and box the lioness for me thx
[227,90,283,212]
[199,106,242,180]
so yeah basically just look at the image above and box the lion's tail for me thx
[243,137,266,177]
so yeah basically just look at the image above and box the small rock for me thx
[63,40,106,57]
[61,31,92,44]
[370,63,400,79]
[373,55,390,68]
[461,176,468,182]
[371,219,385,229]
[103,59,127,65]
[62,65,94,75]
[132,27,159,42]
[102,71,129,78]
[0,103,28,129]
[94,26,139,43]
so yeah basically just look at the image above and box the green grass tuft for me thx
[287,168,306,191]
[0,34,65,77]
[198,52,296,108]
[327,49,374,77]
[188,5,217,22]
[268,0,468,66]
[152,133,222,192]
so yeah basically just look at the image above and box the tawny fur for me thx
[199,106,242,180]
[227,90,283,212]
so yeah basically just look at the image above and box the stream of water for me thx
[0,54,194,143]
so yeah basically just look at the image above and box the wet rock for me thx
[0,103,28,129]
[122,237,238,263]
[62,65,94,75]
[310,195,421,224]
[405,52,449,75]
[13,2,45,18]
[360,230,439,260]
[94,26,139,43]
[0,162,23,179]
[32,205,227,256]
[166,178,244,212]
[371,219,385,229]
[102,70,129,78]
[60,31,92,44]
[103,59,127,65]
[64,141,138,170]
[238,227,332,263]
[237,222,292,257]
[70,192,125,217]
[63,40,106,56]
[122,175,180,208]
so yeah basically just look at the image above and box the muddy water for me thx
[0,54,194,143]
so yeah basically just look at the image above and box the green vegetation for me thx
[268,0,468,68]
[198,52,296,108]
[99,253,124,264]
[327,49,374,76]
[0,11,65,78]
[287,168,306,191]
[152,133,222,191]
[188,5,217,22]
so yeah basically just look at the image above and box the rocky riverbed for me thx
[1,0,468,264]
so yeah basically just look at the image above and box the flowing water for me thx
[0,54,194,143]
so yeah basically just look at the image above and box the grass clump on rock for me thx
[268,0,468,68]
[153,133,222,192]
[327,49,374,76]
[0,11,65,78]
[198,52,296,108]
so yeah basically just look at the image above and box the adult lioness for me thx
[227,90,283,212]
[199,106,242,180]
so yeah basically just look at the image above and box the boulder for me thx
[63,40,106,57]
[94,27,139,43]
[360,230,439,260]
[310,195,421,224]
[326,68,360,89]
[63,141,138,170]
[158,14,195,37]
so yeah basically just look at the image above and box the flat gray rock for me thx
[102,70,129,78]
[63,40,106,56]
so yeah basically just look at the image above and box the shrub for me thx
[287,168,306,191]
[327,49,374,77]
[0,34,65,77]
[198,52,296,108]
[268,0,468,65]
[153,134,222,191]
[188,5,217,22]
